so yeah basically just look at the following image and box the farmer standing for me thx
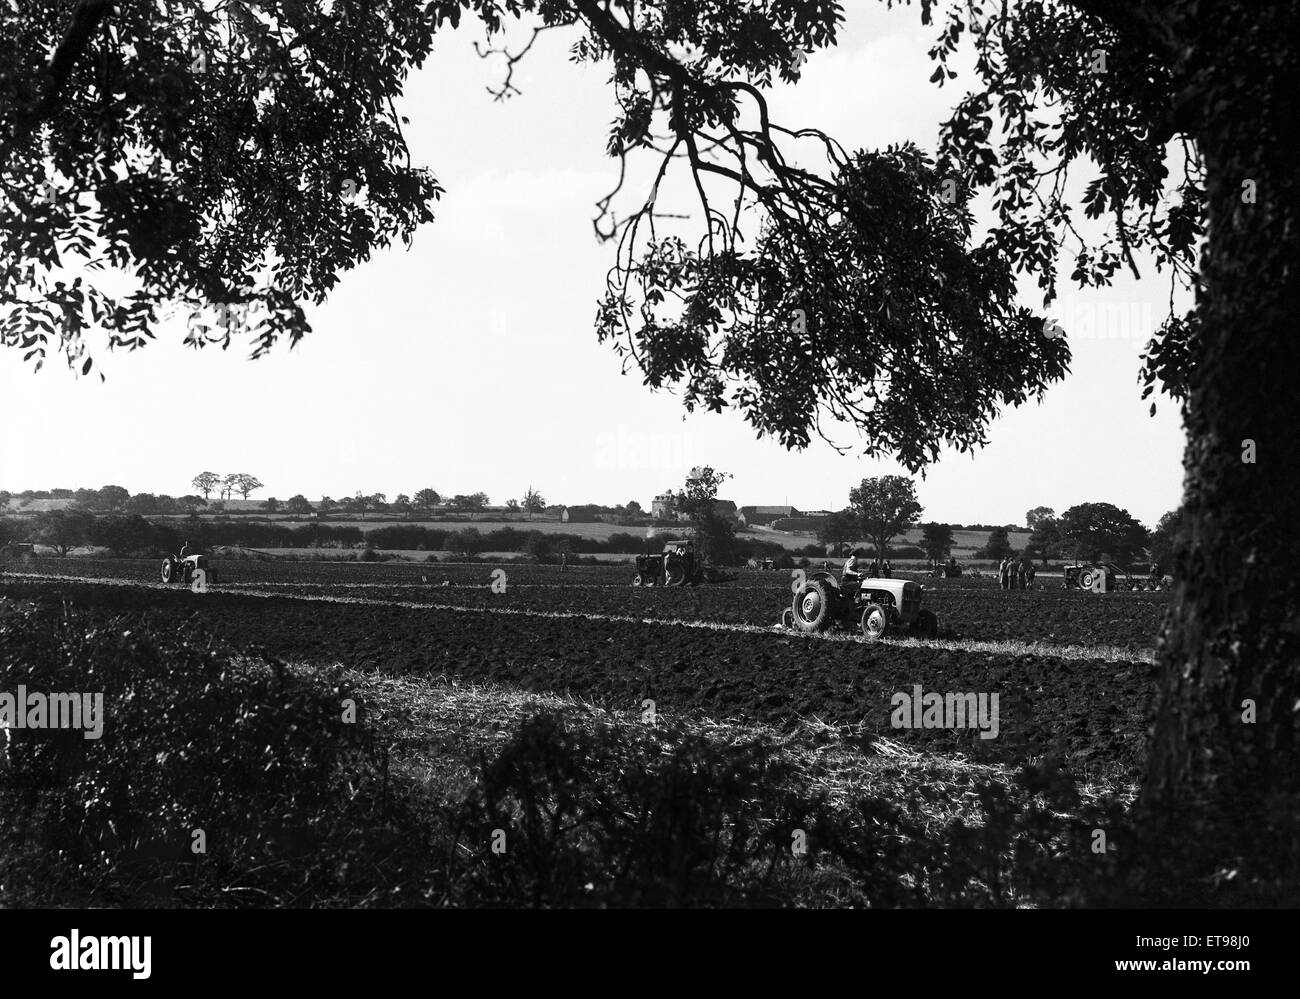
[999,557,1010,590]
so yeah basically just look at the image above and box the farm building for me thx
[650,491,741,524]
[738,505,799,527]
[710,500,740,523]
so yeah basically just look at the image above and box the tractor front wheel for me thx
[860,603,890,640]
[633,574,643,587]
[160,557,176,583]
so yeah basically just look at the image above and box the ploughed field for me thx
[6,557,1167,651]
[2,557,1170,777]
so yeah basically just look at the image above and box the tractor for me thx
[932,558,962,578]
[1063,561,1173,591]
[160,552,217,587]
[1063,561,1142,591]
[782,570,938,640]
[633,542,735,587]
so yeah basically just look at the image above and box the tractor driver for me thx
[179,539,192,560]
[842,548,867,591]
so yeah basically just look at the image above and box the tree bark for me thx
[1137,1,1300,902]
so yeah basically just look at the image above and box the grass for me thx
[317,668,1300,908]
[352,668,1134,815]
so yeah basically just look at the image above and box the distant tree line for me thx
[0,485,666,526]
[980,504,1168,566]
[1,512,833,563]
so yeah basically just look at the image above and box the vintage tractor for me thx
[932,559,962,578]
[1063,561,1134,592]
[160,552,217,587]
[1063,561,1173,592]
[633,542,735,587]
[782,570,938,640]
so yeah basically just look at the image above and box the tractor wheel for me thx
[633,574,643,587]
[664,560,685,587]
[791,579,836,633]
[160,557,176,583]
[911,609,938,639]
[1080,570,1095,589]
[780,608,795,630]
[860,603,890,640]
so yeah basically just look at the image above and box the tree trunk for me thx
[1137,4,1300,903]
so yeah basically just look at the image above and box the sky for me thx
[0,5,1190,528]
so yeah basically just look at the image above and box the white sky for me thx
[0,5,1189,527]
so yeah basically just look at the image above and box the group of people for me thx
[999,557,1035,590]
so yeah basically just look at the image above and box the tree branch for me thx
[1,0,115,170]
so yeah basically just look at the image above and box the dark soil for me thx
[2,576,1159,777]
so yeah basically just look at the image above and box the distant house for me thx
[651,491,676,520]
[739,505,799,527]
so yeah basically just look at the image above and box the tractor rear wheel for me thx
[633,574,643,587]
[791,579,836,633]
[664,559,685,587]
[860,603,890,640]
[1080,569,1095,589]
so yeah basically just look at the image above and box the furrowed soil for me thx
[8,557,1168,651]
[1,558,1163,777]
